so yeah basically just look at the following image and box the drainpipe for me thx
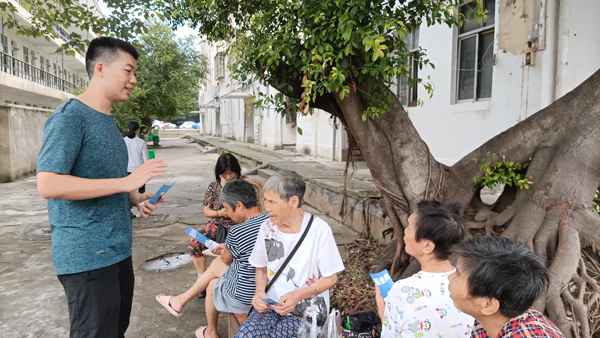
[541,0,560,108]
[280,112,284,147]
[332,117,338,161]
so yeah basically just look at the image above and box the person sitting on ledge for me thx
[156,179,268,338]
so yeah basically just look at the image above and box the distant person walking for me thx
[124,121,148,193]
[36,37,167,338]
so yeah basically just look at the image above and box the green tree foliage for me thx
[2,0,481,119]
[112,24,207,131]
[0,0,149,53]
[162,0,469,119]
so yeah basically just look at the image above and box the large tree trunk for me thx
[331,70,600,338]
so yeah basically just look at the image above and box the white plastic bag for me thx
[323,308,340,338]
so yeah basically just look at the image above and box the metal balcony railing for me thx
[0,51,84,93]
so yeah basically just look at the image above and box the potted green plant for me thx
[474,159,531,206]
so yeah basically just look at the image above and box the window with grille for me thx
[397,30,419,107]
[215,52,226,80]
[23,46,30,77]
[0,34,7,53]
[456,0,495,101]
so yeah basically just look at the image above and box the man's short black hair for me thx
[85,37,139,78]
[414,200,465,260]
[452,236,549,318]
[222,180,258,210]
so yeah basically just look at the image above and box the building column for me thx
[0,105,10,182]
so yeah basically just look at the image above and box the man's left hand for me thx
[136,194,161,218]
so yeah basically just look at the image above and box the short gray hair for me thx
[263,174,305,206]
[222,180,258,210]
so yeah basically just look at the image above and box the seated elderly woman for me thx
[235,174,345,338]
[375,200,474,338]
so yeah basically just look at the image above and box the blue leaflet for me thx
[369,269,394,298]
[185,227,210,245]
[148,183,175,204]
[184,227,219,251]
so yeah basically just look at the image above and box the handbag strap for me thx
[265,214,314,293]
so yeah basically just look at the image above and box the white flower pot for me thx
[480,183,506,206]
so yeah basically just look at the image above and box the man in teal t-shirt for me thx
[37,37,167,338]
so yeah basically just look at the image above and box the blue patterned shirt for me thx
[37,99,131,275]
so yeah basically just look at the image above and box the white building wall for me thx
[296,109,343,161]
[199,64,298,148]
[555,1,600,97]
[218,98,245,140]
[407,0,600,165]
[254,104,295,149]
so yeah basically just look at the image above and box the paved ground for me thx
[0,138,233,338]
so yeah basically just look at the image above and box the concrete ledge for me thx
[192,135,392,243]
[157,129,202,139]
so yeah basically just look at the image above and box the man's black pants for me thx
[58,257,134,338]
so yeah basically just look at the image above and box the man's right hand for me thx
[125,159,167,191]
[252,292,268,313]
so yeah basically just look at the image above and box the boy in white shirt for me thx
[123,120,148,193]
[375,200,474,338]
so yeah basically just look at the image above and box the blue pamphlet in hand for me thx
[185,227,218,250]
[148,183,175,204]
[369,269,394,298]
[263,297,280,305]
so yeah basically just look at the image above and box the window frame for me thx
[22,46,30,78]
[455,1,495,103]
[0,34,8,73]
[215,52,226,80]
[397,30,420,107]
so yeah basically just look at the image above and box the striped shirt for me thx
[222,213,268,304]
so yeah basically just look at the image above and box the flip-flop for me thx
[195,326,207,338]
[155,294,183,318]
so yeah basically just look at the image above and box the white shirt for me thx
[123,136,148,172]
[381,270,474,338]
[249,212,345,310]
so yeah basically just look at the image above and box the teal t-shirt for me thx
[37,99,132,275]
